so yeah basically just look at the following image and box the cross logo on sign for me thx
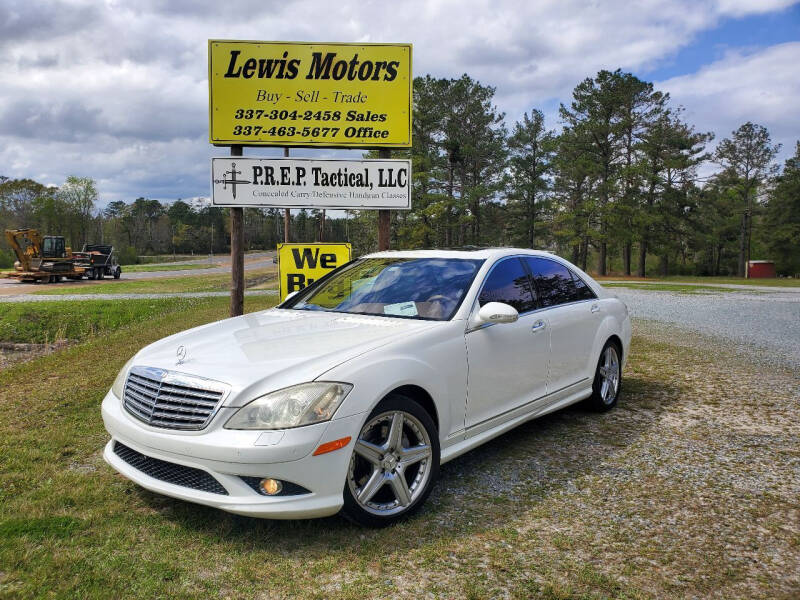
[213,162,250,199]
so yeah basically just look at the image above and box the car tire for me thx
[113,268,121,279]
[588,340,622,411]
[341,394,440,527]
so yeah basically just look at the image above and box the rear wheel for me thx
[341,394,439,527]
[588,341,622,411]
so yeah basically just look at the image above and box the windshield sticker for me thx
[383,301,418,317]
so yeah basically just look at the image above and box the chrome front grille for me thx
[123,366,227,430]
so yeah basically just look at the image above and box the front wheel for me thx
[341,395,439,527]
[588,341,622,411]
[113,267,121,279]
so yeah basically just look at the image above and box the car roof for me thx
[362,248,558,261]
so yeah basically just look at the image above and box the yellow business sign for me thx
[278,243,352,300]
[209,40,412,148]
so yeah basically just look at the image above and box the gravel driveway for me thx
[610,286,800,370]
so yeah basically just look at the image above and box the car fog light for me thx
[260,478,282,496]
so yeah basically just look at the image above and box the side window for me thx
[570,270,596,300]
[525,257,580,307]
[478,258,536,313]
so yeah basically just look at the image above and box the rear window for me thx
[570,270,596,301]
[524,257,589,307]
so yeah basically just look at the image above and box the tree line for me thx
[1,68,798,276]
[391,71,796,277]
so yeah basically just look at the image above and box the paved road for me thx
[610,285,800,370]
[0,251,275,295]
[128,251,274,268]
[120,255,274,280]
[0,290,278,302]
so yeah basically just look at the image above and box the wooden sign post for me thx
[229,145,244,317]
[378,148,392,251]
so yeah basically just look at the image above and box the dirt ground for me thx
[0,340,71,370]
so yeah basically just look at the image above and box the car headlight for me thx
[224,382,352,430]
[111,357,134,399]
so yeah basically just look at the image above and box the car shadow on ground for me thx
[132,371,681,555]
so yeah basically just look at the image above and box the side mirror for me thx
[477,302,519,325]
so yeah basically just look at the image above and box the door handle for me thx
[591,304,600,313]
[531,320,546,332]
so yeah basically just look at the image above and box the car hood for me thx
[129,308,437,407]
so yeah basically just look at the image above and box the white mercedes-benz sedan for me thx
[102,248,631,526]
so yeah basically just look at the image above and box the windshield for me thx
[285,257,484,321]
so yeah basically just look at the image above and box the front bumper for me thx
[101,390,363,519]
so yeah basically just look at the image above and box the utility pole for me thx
[378,148,391,250]
[230,145,244,317]
[283,147,290,243]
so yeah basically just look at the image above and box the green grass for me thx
[122,263,220,273]
[0,516,81,541]
[602,282,739,294]
[135,254,201,264]
[0,302,797,598]
[135,251,266,265]
[660,275,800,287]
[0,298,214,343]
[598,275,800,288]
[32,268,276,295]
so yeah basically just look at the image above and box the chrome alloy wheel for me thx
[347,410,433,516]
[598,345,620,404]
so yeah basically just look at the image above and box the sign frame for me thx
[211,157,411,210]
[277,242,352,301]
[208,40,412,148]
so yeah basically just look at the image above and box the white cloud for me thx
[659,42,800,159]
[0,0,798,203]
[714,0,798,17]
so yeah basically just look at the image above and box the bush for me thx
[117,245,139,265]
[0,248,15,269]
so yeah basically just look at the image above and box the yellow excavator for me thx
[2,229,87,283]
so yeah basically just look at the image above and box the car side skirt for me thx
[441,380,592,464]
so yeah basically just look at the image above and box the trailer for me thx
[2,229,87,283]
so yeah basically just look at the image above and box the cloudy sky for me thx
[1,0,798,206]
